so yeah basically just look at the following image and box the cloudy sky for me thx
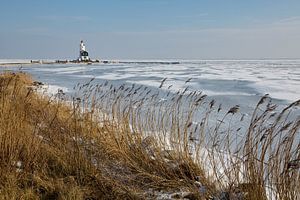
[1,0,300,59]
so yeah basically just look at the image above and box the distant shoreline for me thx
[0,60,181,66]
[1,58,300,64]
[1,58,300,67]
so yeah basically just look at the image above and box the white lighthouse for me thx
[78,40,90,62]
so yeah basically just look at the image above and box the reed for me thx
[0,72,299,199]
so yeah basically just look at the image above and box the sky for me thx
[1,0,300,60]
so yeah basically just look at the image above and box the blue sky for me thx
[1,0,300,59]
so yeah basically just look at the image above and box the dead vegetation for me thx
[0,72,299,199]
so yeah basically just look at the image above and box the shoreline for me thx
[3,57,300,67]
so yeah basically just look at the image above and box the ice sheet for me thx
[2,60,300,106]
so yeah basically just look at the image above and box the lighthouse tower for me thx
[79,40,90,62]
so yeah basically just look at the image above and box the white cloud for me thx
[175,13,209,19]
[275,16,300,24]
[38,15,91,22]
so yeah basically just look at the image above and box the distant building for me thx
[78,40,90,62]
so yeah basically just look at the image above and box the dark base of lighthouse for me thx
[78,50,90,62]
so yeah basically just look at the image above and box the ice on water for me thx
[1,60,299,111]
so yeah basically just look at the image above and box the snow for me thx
[36,84,69,96]
[0,59,31,64]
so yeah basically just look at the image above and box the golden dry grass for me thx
[0,72,299,199]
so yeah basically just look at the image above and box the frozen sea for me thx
[1,59,300,116]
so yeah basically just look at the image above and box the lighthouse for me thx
[79,40,90,62]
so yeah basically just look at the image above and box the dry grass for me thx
[0,72,299,199]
